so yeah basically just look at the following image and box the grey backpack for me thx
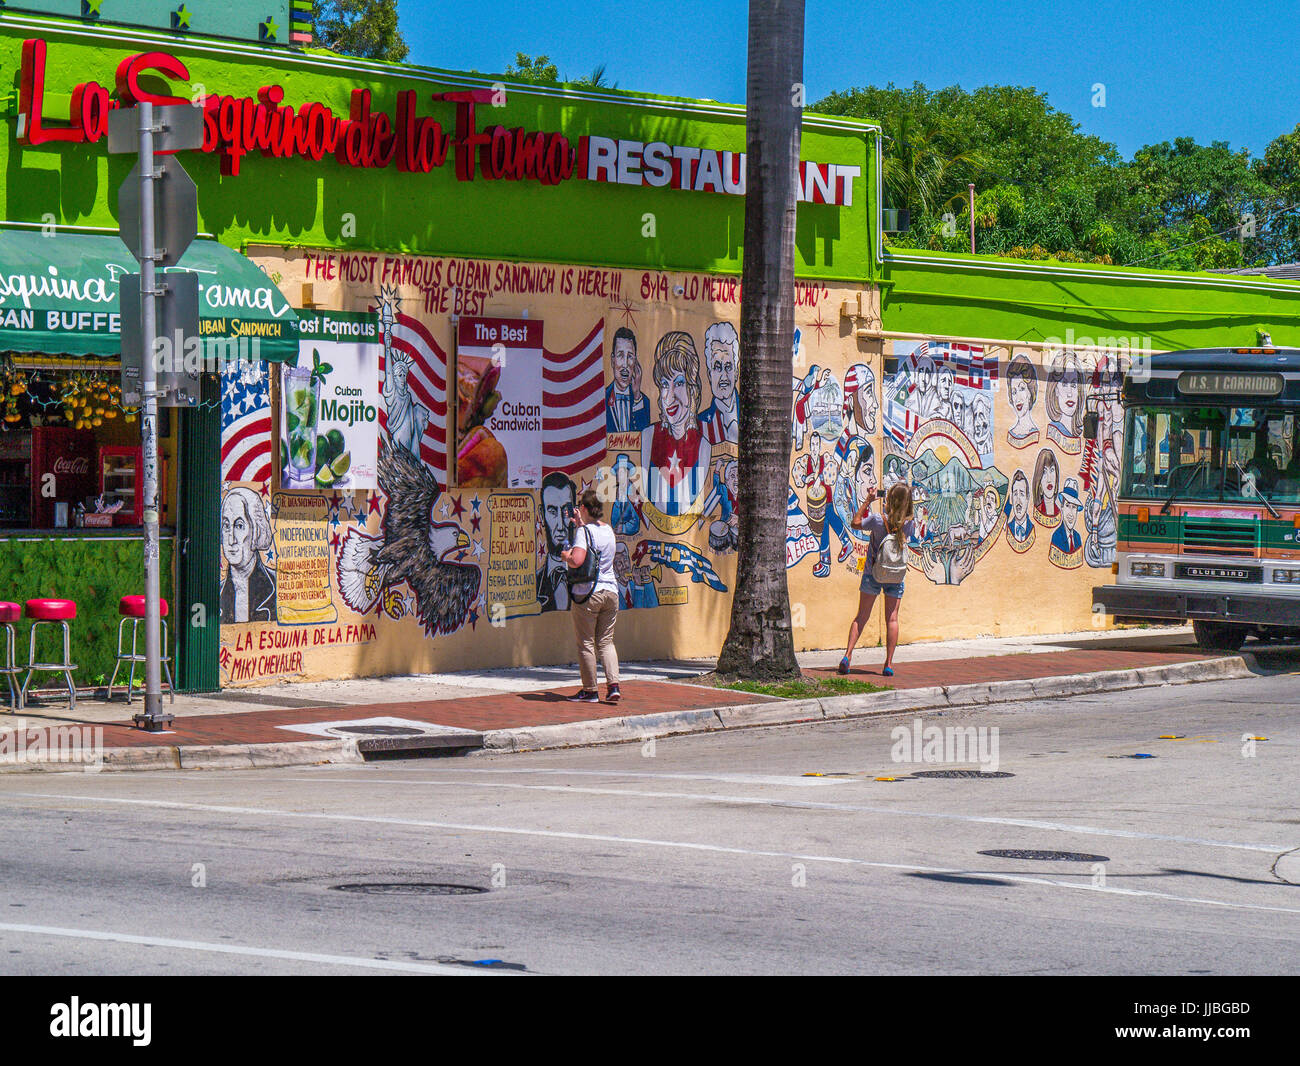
[872,528,908,583]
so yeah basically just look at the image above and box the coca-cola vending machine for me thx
[31,427,97,527]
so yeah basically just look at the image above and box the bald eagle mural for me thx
[336,443,482,636]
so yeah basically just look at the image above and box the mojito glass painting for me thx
[283,363,321,486]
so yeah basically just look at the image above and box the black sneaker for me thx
[567,689,600,702]
[606,685,621,703]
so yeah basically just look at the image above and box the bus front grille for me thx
[1180,519,1258,556]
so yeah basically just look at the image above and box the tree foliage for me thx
[315,0,408,62]
[814,80,1300,270]
[503,53,618,89]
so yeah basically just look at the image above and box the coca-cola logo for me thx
[52,457,89,475]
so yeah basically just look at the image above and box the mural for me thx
[1005,353,1040,449]
[698,455,738,554]
[1044,349,1085,455]
[881,341,1007,585]
[536,471,576,612]
[698,321,740,446]
[605,327,649,433]
[1048,476,1086,569]
[1004,469,1036,552]
[1080,353,1124,569]
[1031,447,1062,528]
[376,287,449,486]
[210,245,1138,687]
[220,486,277,623]
[337,443,482,635]
[640,330,713,534]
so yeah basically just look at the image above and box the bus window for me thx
[1230,409,1300,504]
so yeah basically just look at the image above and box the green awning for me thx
[0,229,298,362]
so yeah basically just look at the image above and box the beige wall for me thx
[216,247,1113,685]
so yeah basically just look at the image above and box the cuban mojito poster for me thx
[282,310,381,490]
[455,316,543,489]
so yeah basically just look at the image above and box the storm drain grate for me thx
[978,849,1110,862]
[330,883,488,896]
[332,725,429,736]
[910,769,1014,779]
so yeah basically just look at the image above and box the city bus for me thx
[1092,346,1300,650]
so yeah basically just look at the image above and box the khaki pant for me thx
[572,588,620,691]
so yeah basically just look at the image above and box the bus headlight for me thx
[1272,568,1300,584]
[1131,561,1166,578]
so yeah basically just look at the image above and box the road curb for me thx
[0,654,1261,770]
[0,737,363,774]
[481,654,1255,754]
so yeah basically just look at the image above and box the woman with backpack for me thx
[560,488,622,703]
[839,482,915,677]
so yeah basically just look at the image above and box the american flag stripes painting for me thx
[381,312,449,488]
[220,359,273,487]
[542,321,606,476]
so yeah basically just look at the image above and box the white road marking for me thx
[0,921,497,975]
[294,775,1295,855]
[7,791,1300,918]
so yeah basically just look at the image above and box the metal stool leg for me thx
[20,622,37,708]
[62,620,75,713]
[126,618,140,706]
[107,616,127,702]
[2,624,19,712]
[162,618,174,704]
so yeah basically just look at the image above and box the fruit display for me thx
[0,362,126,428]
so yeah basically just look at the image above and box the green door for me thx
[175,374,221,692]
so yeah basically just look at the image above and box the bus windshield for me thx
[1122,405,1300,505]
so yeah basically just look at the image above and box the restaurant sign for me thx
[14,39,860,204]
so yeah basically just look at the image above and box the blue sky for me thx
[399,0,1298,160]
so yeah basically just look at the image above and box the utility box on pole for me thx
[108,102,204,731]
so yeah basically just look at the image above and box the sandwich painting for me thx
[455,317,544,488]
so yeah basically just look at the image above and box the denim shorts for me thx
[860,570,905,598]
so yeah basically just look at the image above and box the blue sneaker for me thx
[837,657,851,675]
[882,666,894,677]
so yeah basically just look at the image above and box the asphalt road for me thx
[0,670,1296,976]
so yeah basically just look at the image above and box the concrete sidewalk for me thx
[0,626,1289,772]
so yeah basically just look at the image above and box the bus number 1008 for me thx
[1134,520,1168,537]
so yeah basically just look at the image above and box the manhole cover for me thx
[978,849,1110,862]
[910,769,1015,779]
[330,882,488,896]
[331,725,428,736]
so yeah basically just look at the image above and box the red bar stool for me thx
[0,602,21,711]
[20,599,78,711]
[108,595,174,705]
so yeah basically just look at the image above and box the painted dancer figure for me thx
[792,432,843,577]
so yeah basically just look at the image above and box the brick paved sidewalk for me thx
[2,643,1227,752]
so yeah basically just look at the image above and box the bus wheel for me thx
[1192,620,1248,652]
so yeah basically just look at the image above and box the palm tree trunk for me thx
[716,0,804,679]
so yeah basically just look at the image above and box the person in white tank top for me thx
[560,489,622,703]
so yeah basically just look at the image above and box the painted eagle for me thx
[337,444,481,637]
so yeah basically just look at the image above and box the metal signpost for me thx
[107,101,203,730]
